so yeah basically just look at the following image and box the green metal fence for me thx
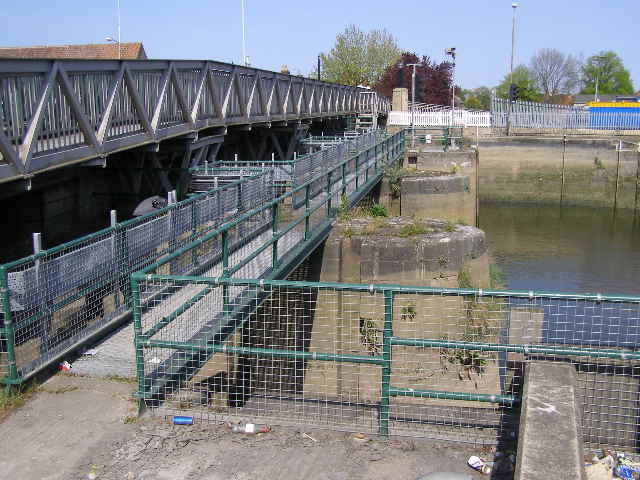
[131,273,640,449]
[0,129,403,386]
[0,170,273,385]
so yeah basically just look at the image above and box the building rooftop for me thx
[0,42,147,60]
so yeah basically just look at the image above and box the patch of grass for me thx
[123,415,138,424]
[398,223,429,237]
[594,156,605,169]
[400,305,417,321]
[0,381,38,419]
[342,227,354,239]
[451,163,461,174]
[369,203,388,217]
[443,221,457,233]
[359,318,381,356]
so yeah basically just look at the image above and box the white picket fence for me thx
[388,109,491,127]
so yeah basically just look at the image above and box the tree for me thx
[373,52,453,106]
[319,25,401,86]
[461,86,492,110]
[496,65,541,102]
[529,48,580,96]
[580,51,634,96]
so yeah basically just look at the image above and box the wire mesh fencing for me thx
[0,129,403,385]
[492,97,640,133]
[0,171,274,383]
[131,276,640,451]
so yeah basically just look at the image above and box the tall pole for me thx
[117,0,121,60]
[317,55,321,81]
[241,0,247,66]
[507,3,518,135]
[411,63,417,148]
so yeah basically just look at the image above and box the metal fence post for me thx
[131,274,146,411]
[271,203,279,268]
[379,289,393,435]
[0,265,19,388]
[326,170,333,217]
[304,184,310,241]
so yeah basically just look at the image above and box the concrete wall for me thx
[306,219,499,408]
[401,173,475,226]
[0,167,117,262]
[478,137,640,210]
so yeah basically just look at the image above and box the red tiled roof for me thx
[0,42,147,60]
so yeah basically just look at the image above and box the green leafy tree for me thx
[462,86,492,110]
[580,51,634,95]
[320,25,401,86]
[496,65,542,102]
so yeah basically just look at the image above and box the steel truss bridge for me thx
[0,59,389,184]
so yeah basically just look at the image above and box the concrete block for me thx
[515,361,585,480]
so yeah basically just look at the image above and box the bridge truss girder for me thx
[0,59,389,185]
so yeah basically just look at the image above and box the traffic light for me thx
[509,83,520,101]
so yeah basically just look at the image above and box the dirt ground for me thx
[0,373,505,480]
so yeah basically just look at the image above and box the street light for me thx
[445,47,456,126]
[507,2,518,135]
[105,0,121,60]
[241,0,249,66]
[399,61,420,147]
[594,55,608,103]
[105,36,120,60]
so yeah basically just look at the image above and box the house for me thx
[0,42,147,60]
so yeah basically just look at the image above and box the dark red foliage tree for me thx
[373,52,453,106]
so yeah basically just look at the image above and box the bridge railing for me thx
[0,169,274,383]
[0,129,403,385]
[0,59,388,182]
[127,129,404,401]
[130,272,640,449]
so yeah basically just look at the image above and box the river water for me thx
[479,203,640,296]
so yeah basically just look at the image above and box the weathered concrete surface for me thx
[0,373,488,480]
[401,172,475,226]
[515,362,585,480]
[322,218,489,287]
[310,219,500,411]
[478,136,640,210]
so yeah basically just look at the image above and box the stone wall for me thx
[478,137,640,210]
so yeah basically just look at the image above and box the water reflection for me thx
[479,203,640,295]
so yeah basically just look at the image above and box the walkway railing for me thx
[130,273,640,449]
[0,170,273,384]
[0,58,390,182]
[0,129,401,385]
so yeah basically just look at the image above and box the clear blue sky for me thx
[2,0,638,90]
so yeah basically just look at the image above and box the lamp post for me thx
[399,62,420,147]
[506,2,518,135]
[241,0,249,66]
[594,55,607,102]
[105,35,120,60]
[445,47,456,127]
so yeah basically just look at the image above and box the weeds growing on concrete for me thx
[0,381,38,419]
[398,223,430,237]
